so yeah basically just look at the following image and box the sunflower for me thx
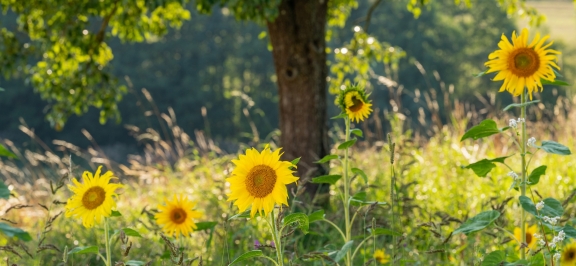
[155,195,202,237]
[374,249,390,264]
[337,86,373,123]
[65,166,124,228]
[561,242,576,266]
[226,146,298,217]
[485,28,560,99]
[513,225,538,250]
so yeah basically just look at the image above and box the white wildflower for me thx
[509,119,518,128]
[527,137,536,147]
[517,118,525,124]
[508,171,519,180]
[536,201,545,210]
[554,252,561,261]
[558,230,566,241]
[538,239,546,246]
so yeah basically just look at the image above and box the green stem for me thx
[262,255,280,266]
[351,235,374,262]
[104,218,112,266]
[319,219,347,241]
[390,145,396,265]
[270,209,283,266]
[520,89,527,260]
[343,118,352,266]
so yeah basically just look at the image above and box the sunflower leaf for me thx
[351,167,368,184]
[541,79,569,86]
[337,138,357,150]
[311,175,342,185]
[350,128,363,137]
[308,210,325,223]
[229,250,263,265]
[282,213,309,234]
[111,210,122,217]
[290,157,300,168]
[331,113,347,120]
[316,154,338,164]
[461,119,505,141]
[503,100,540,111]
[195,221,217,231]
[122,228,142,238]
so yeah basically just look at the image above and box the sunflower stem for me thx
[520,89,527,260]
[343,117,352,266]
[270,209,283,266]
[104,217,112,266]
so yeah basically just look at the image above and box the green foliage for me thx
[0,222,32,241]
[67,246,100,255]
[0,144,17,159]
[311,175,342,185]
[527,165,547,185]
[0,181,9,199]
[481,250,506,266]
[461,119,508,141]
[539,140,572,155]
[229,250,264,265]
[282,213,309,234]
[337,139,357,149]
[519,196,563,219]
[335,241,354,262]
[464,156,511,177]
[453,210,500,235]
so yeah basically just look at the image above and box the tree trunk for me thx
[266,0,329,202]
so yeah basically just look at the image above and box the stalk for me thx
[270,209,283,266]
[104,218,112,266]
[388,134,396,265]
[520,89,527,259]
[344,117,352,266]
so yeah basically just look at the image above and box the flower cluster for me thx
[527,137,537,147]
[509,118,526,128]
[507,171,519,180]
[543,216,561,225]
[536,201,545,210]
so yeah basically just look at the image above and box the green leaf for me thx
[369,228,402,236]
[505,260,530,266]
[481,250,506,266]
[527,165,547,185]
[229,250,263,265]
[308,210,325,223]
[0,144,17,159]
[349,192,386,206]
[561,225,576,239]
[539,140,571,155]
[110,210,122,217]
[282,213,309,234]
[0,223,32,241]
[68,246,99,255]
[290,157,301,166]
[316,154,338,164]
[351,168,368,184]
[0,181,10,199]
[311,175,342,185]
[228,210,254,220]
[350,128,363,137]
[503,100,540,111]
[331,113,347,120]
[519,196,563,219]
[335,241,354,262]
[541,79,570,86]
[195,221,217,231]
[463,156,511,177]
[337,139,357,150]
[461,120,505,141]
[453,210,500,235]
[125,261,147,266]
[475,71,486,77]
[528,253,544,265]
[122,228,142,238]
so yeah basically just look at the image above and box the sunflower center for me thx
[348,96,364,112]
[567,248,576,260]
[170,208,187,224]
[509,48,540,77]
[245,165,277,198]
[81,186,106,210]
[525,232,532,244]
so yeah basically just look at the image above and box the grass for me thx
[2,88,576,265]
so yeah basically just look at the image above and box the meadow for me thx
[2,82,576,265]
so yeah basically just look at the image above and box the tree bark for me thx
[266,0,329,201]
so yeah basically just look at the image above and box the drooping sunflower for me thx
[155,195,202,237]
[374,249,391,264]
[65,166,124,228]
[485,28,560,99]
[561,242,576,266]
[513,224,538,250]
[226,146,298,217]
[337,86,373,123]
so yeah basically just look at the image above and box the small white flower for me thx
[509,119,518,128]
[536,201,545,210]
[527,137,537,147]
[517,118,525,124]
[550,241,557,248]
[558,230,566,241]
[533,233,542,239]
[538,239,546,246]
[554,252,561,261]
[508,171,519,180]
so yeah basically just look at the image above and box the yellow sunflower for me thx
[485,28,560,99]
[337,86,373,123]
[65,166,124,228]
[226,146,298,217]
[374,249,390,264]
[155,195,202,237]
[513,224,538,250]
[561,242,576,266]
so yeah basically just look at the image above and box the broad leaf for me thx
[0,181,10,199]
[351,168,368,184]
[539,141,571,155]
[503,100,540,111]
[282,213,309,234]
[337,139,357,150]
[0,144,17,159]
[229,250,263,265]
[519,196,563,219]
[195,221,218,231]
[335,241,354,262]
[0,223,32,241]
[110,210,122,217]
[316,154,338,164]
[561,225,576,239]
[68,246,99,255]
[463,156,511,177]
[461,119,505,141]
[350,128,363,137]
[308,210,325,223]
[453,210,500,235]
[369,228,401,236]
[527,165,547,185]
[481,250,505,266]
[311,175,342,185]
[541,79,569,86]
[122,228,142,238]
